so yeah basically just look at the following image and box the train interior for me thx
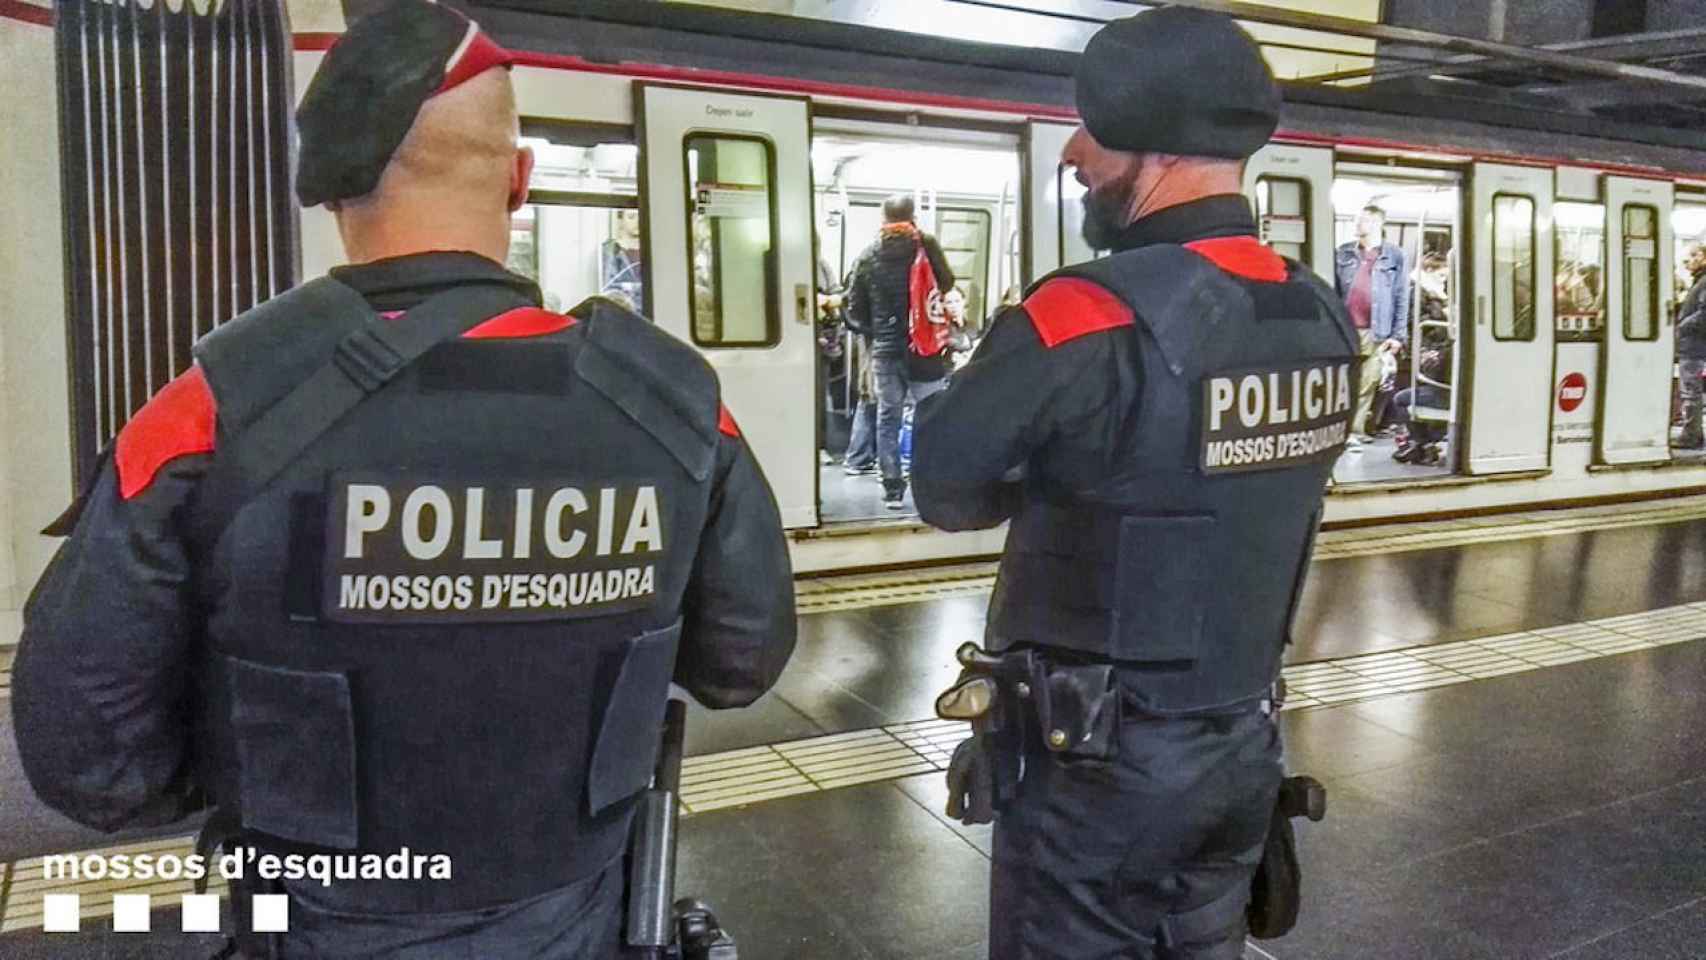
[811,128,1022,523]
[500,120,1706,532]
[1329,171,1463,484]
[508,129,644,314]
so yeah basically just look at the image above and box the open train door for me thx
[1243,144,1335,283]
[1597,175,1676,465]
[1025,121,1096,281]
[638,84,817,528]
[1466,163,1555,474]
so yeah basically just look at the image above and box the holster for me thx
[1247,775,1326,940]
[1027,660,1119,762]
[945,645,1123,764]
[1245,803,1300,939]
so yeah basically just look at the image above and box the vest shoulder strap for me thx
[191,279,534,547]
[568,296,720,482]
[1042,246,1239,377]
[193,277,374,434]
[1283,256,1361,356]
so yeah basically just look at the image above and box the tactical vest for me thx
[987,245,1358,716]
[186,278,724,914]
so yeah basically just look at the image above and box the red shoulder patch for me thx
[717,404,741,439]
[115,366,217,500]
[1183,236,1288,283]
[462,307,577,340]
[1022,278,1136,348]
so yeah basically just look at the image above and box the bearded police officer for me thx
[914,8,1354,959]
[12,3,795,956]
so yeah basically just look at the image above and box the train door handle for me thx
[1476,296,1487,329]
[795,283,812,326]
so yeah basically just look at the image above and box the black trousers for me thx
[990,709,1281,960]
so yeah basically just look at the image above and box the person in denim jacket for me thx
[1334,205,1409,443]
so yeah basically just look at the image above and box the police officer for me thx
[12,3,795,957]
[914,8,1355,959]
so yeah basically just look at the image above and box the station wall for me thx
[0,6,70,636]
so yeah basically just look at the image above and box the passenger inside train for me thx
[1328,175,1461,483]
[811,133,1020,521]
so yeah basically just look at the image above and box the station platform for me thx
[4,497,1706,958]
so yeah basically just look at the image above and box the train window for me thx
[1492,194,1537,342]
[685,134,779,347]
[1256,176,1310,263]
[1554,201,1605,342]
[1622,204,1660,342]
[517,131,643,313]
[938,207,992,324]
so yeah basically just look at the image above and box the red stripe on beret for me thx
[437,22,515,94]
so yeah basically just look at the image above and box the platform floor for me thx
[6,505,1706,957]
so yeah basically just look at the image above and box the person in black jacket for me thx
[12,5,795,957]
[844,195,956,507]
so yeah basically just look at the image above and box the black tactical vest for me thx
[987,245,1358,716]
[185,278,725,914]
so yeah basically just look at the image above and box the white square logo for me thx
[181,893,222,933]
[251,894,290,933]
[42,893,81,933]
[112,894,152,932]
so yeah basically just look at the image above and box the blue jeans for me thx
[1393,385,1448,445]
[874,355,945,490]
[1681,357,1705,443]
[845,398,877,467]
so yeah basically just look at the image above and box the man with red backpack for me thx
[845,194,958,509]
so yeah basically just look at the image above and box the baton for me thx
[626,698,687,956]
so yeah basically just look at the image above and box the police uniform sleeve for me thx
[11,370,213,832]
[675,413,796,709]
[912,290,1133,531]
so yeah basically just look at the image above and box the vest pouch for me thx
[224,655,359,849]
[1110,515,1214,663]
[587,619,683,815]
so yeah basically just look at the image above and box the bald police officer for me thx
[12,3,795,957]
[915,9,1355,959]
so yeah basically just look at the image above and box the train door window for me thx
[1255,176,1310,263]
[1330,169,1463,484]
[1622,205,1660,342]
[1493,195,1537,342]
[1554,202,1606,342]
[810,123,1021,523]
[684,134,779,347]
[517,127,642,313]
[1672,200,1706,304]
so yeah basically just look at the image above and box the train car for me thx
[2,0,1706,622]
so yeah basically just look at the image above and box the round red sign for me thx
[1557,372,1588,413]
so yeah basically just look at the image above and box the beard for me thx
[1080,171,1138,251]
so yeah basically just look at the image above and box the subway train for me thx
[2,0,1705,603]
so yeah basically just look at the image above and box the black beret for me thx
[296,1,515,207]
[1075,7,1280,159]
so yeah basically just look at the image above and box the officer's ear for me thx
[508,144,535,213]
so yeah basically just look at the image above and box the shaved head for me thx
[333,68,533,265]
[385,68,520,208]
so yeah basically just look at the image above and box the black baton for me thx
[626,699,687,956]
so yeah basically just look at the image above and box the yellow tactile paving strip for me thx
[1,835,203,933]
[794,494,1706,614]
[679,600,1706,809]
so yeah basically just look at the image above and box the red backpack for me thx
[908,239,949,358]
